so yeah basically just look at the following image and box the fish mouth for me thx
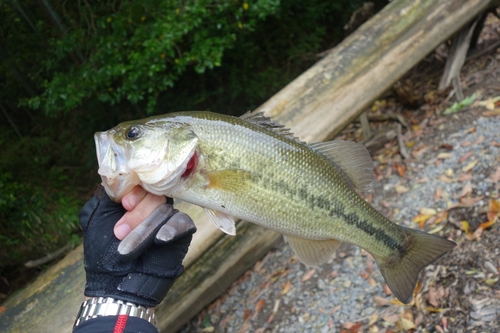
[94,131,139,202]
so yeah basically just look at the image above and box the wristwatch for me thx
[74,297,157,328]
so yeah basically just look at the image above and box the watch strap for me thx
[74,297,157,328]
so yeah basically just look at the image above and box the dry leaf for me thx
[437,152,453,159]
[394,162,406,177]
[460,196,484,206]
[383,314,401,323]
[479,219,497,230]
[428,287,439,307]
[457,173,473,182]
[420,207,437,215]
[460,184,473,198]
[400,317,416,330]
[439,174,454,183]
[413,214,433,228]
[255,299,265,313]
[458,151,474,163]
[281,280,292,295]
[462,160,478,172]
[368,313,379,326]
[491,166,500,182]
[201,326,215,332]
[415,177,429,184]
[395,185,409,193]
[461,221,470,234]
[374,295,390,306]
[302,268,316,282]
[434,188,443,201]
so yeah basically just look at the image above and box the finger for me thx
[156,212,197,244]
[114,190,166,240]
[121,185,148,211]
[118,204,174,257]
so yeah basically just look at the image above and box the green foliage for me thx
[0,173,81,266]
[22,0,280,115]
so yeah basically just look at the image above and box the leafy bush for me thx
[0,173,81,266]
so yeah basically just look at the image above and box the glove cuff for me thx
[84,272,176,307]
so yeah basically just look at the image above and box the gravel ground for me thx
[178,111,499,333]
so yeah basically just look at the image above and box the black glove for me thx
[79,186,196,307]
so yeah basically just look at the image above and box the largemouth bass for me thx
[95,111,455,303]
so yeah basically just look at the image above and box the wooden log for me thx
[0,0,491,332]
[257,0,492,143]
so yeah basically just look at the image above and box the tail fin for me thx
[374,227,456,304]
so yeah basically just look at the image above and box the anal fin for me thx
[285,236,342,266]
[204,208,236,236]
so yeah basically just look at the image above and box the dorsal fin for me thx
[240,111,302,142]
[309,140,374,193]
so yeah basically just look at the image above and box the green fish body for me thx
[95,111,456,303]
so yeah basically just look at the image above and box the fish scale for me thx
[95,111,456,303]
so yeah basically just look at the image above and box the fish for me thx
[94,111,456,303]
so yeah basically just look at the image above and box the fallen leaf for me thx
[491,166,500,182]
[437,152,453,159]
[479,219,497,230]
[302,268,316,282]
[413,214,434,228]
[461,221,470,234]
[341,322,363,333]
[457,173,473,182]
[373,295,390,306]
[383,313,401,323]
[395,185,409,193]
[282,280,292,295]
[445,168,454,177]
[428,224,445,234]
[201,326,215,332]
[462,160,478,172]
[440,143,453,150]
[458,151,474,163]
[439,174,455,183]
[434,188,443,201]
[0,306,5,314]
[460,196,484,206]
[428,287,439,307]
[368,313,379,326]
[482,109,500,116]
[461,141,473,147]
[400,317,416,330]
[255,299,265,313]
[420,207,437,215]
[416,177,429,183]
[243,309,252,320]
[394,162,406,177]
[460,184,473,198]
[478,95,500,110]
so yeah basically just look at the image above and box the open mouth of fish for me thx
[94,131,140,202]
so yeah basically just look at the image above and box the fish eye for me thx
[125,126,142,140]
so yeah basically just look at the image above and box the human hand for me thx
[79,185,196,307]
[114,185,167,239]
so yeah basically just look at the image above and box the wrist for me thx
[74,297,157,329]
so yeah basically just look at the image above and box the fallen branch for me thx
[24,242,73,268]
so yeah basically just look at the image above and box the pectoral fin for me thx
[204,169,253,192]
[204,208,236,235]
[284,236,342,266]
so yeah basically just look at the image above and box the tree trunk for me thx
[0,0,492,332]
